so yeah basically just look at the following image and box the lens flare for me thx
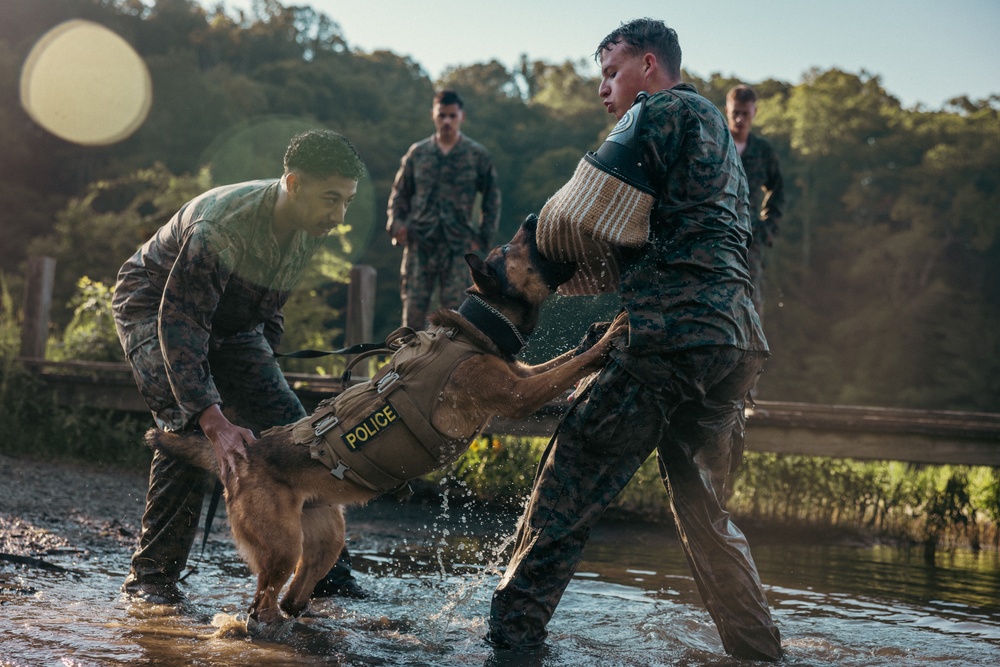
[20,19,152,146]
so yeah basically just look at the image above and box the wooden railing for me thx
[18,357,1000,467]
[15,256,1000,467]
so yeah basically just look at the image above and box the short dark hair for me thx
[595,18,681,80]
[727,84,757,105]
[283,129,365,180]
[434,89,464,108]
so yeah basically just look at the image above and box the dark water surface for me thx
[2,494,998,666]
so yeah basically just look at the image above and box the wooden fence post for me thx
[20,256,56,360]
[345,265,377,376]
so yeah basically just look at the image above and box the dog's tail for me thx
[144,428,218,474]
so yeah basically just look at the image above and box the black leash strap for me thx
[200,479,224,557]
[274,341,386,359]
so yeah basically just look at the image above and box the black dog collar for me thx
[458,295,527,357]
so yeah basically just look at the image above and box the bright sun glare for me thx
[19,19,152,146]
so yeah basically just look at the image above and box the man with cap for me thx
[487,18,781,662]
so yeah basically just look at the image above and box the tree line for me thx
[1,0,997,412]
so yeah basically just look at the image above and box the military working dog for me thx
[145,215,627,625]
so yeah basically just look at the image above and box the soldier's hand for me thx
[391,226,409,246]
[604,310,629,341]
[198,404,256,489]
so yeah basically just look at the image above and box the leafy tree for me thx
[51,277,121,362]
[522,58,599,117]
[27,164,213,328]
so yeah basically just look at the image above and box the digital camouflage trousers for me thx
[487,347,782,662]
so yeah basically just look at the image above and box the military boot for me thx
[122,450,208,604]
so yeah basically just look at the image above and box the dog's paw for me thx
[208,612,251,639]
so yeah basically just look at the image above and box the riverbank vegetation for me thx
[442,434,1000,556]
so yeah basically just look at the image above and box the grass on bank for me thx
[436,434,1000,555]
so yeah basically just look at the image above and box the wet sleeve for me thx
[263,310,284,352]
[157,223,233,428]
[634,94,686,219]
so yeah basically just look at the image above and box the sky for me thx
[208,0,1000,110]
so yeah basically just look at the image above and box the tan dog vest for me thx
[266,325,487,494]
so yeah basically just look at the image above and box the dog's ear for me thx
[466,253,501,296]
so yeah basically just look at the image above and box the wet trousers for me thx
[488,347,782,662]
[126,334,355,590]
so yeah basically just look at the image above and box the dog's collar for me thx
[458,295,528,357]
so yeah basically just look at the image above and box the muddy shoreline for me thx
[0,453,146,560]
[0,451,889,571]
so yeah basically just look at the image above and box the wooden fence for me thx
[15,257,1000,467]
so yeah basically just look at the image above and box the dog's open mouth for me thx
[537,254,577,291]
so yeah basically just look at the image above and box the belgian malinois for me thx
[146,215,627,625]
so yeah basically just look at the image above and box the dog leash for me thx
[273,341,386,359]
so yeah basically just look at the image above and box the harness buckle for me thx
[376,371,400,394]
[314,415,340,437]
[330,461,350,479]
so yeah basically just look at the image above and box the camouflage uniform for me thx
[739,133,784,326]
[488,84,783,662]
[387,135,501,328]
[112,180,351,593]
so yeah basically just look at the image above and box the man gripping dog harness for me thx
[146,215,629,626]
[112,130,369,607]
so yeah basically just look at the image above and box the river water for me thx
[2,491,999,666]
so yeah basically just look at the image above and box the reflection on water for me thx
[2,495,999,666]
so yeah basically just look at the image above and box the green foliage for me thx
[437,435,546,506]
[27,164,213,330]
[744,70,1000,411]
[0,273,18,358]
[429,431,999,551]
[276,246,354,376]
[0,356,151,466]
[1,272,149,466]
[49,278,122,363]
[438,435,666,515]
[730,454,997,551]
[522,58,599,117]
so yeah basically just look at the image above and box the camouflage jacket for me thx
[386,134,501,251]
[740,132,784,248]
[112,180,325,428]
[613,83,768,360]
